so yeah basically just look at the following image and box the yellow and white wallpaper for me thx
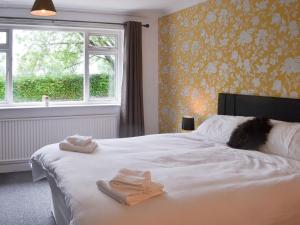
[159,0,300,133]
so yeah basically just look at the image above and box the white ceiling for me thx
[0,0,205,16]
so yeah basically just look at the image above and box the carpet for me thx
[0,171,56,225]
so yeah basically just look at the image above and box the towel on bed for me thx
[109,169,152,191]
[59,140,97,153]
[66,134,92,146]
[97,168,164,205]
[97,180,164,206]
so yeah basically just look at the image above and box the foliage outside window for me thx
[0,26,123,106]
[0,52,6,101]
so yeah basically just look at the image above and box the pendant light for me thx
[31,0,57,16]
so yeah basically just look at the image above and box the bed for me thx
[31,93,300,225]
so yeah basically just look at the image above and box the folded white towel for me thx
[59,140,97,153]
[109,169,152,190]
[110,180,164,193]
[66,134,92,146]
[118,168,151,180]
[97,180,164,206]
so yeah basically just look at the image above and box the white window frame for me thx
[0,23,124,107]
[0,29,10,104]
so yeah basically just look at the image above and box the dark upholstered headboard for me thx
[218,93,300,123]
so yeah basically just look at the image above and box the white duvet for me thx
[31,132,300,225]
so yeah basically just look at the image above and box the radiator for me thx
[0,115,118,165]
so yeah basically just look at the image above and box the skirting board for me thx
[0,159,31,173]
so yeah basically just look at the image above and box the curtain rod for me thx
[0,16,150,28]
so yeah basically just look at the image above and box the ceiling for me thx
[0,0,205,16]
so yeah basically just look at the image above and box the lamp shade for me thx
[31,0,57,16]
[182,116,195,131]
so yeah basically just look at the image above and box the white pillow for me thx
[262,121,300,161]
[196,115,252,144]
[289,130,300,160]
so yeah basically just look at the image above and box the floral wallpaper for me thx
[159,0,300,133]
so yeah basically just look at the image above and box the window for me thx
[0,30,8,103]
[13,30,85,103]
[0,31,7,44]
[89,34,116,48]
[0,26,123,106]
[89,54,116,99]
[0,52,6,102]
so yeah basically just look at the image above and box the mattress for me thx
[31,132,300,225]
[32,160,71,225]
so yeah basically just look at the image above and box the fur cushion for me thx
[227,118,273,150]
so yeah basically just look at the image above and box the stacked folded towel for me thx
[59,134,97,153]
[97,169,164,206]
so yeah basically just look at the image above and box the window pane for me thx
[0,32,6,44]
[89,35,116,48]
[0,52,6,101]
[12,29,84,103]
[89,54,115,99]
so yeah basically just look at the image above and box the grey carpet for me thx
[0,171,56,225]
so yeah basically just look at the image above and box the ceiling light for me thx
[31,0,57,17]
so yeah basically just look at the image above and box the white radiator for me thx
[0,114,118,172]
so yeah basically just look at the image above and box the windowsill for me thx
[0,103,121,120]
[0,102,120,110]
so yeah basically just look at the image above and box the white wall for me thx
[0,7,159,134]
[142,17,159,134]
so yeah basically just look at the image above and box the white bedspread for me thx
[31,132,300,225]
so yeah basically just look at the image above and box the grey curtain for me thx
[119,21,145,137]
